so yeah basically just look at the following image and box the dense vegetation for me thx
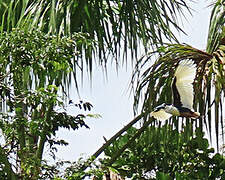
[0,0,224,179]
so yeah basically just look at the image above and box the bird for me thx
[150,60,200,121]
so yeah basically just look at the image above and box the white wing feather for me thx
[150,109,172,121]
[174,60,196,109]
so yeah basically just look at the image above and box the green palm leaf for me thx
[207,0,225,53]
[0,0,191,64]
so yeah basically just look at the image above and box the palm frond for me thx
[0,0,192,63]
[133,43,225,149]
[206,0,225,53]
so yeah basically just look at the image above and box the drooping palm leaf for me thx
[206,2,225,147]
[206,0,225,54]
[0,0,191,63]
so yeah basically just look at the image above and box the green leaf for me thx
[156,172,172,180]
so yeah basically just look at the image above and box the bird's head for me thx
[150,103,173,121]
[153,103,171,112]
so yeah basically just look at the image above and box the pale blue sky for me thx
[54,1,212,162]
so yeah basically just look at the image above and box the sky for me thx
[54,1,212,162]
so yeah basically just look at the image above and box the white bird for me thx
[150,60,200,121]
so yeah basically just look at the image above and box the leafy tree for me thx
[0,29,95,179]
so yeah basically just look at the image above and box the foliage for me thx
[0,29,95,179]
[206,0,225,53]
[0,0,193,179]
[104,125,225,179]
[0,0,224,179]
[0,0,191,65]
[60,157,125,180]
[0,85,92,179]
[63,157,105,180]
[0,28,95,90]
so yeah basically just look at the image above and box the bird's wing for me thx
[172,60,196,109]
[150,109,172,121]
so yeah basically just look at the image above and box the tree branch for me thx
[81,112,146,175]
[92,113,145,158]
[36,104,54,160]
